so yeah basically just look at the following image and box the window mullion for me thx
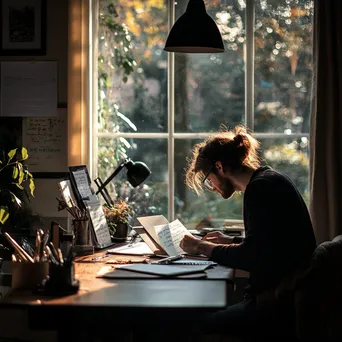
[168,0,175,222]
[245,0,255,131]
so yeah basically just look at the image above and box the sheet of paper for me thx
[107,242,154,256]
[136,215,169,247]
[58,180,78,208]
[71,168,94,200]
[154,219,193,257]
[1,61,57,117]
[22,109,67,172]
[85,201,112,248]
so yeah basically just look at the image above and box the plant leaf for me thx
[12,166,19,179]
[29,179,35,197]
[0,206,10,225]
[10,192,22,207]
[21,147,29,160]
[7,148,17,162]
[18,168,25,184]
[15,183,24,190]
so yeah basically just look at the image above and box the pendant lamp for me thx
[164,0,225,53]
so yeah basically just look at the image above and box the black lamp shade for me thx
[126,161,151,187]
[164,0,225,53]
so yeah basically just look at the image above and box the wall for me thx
[0,0,69,229]
[0,3,68,340]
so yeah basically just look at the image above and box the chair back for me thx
[294,235,342,340]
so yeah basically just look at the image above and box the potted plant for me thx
[103,199,133,241]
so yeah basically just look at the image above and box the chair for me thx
[294,235,342,340]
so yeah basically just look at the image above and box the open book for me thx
[136,215,194,257]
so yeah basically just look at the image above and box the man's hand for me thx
[202,231,234,244]
[180,235,216,257]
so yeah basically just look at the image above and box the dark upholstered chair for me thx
[294,235,342,340]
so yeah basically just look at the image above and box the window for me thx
[94,0,313,228]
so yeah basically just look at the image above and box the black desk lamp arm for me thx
[95,159,130,195]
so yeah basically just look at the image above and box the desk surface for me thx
[0,249,234,332]
[0,248,233,307]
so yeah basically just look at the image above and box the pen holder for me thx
[41,261,80,295]
[73,219,94,256]
[11,261,49,290]
[73,219,90,245]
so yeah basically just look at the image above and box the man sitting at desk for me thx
[180,124,316,338]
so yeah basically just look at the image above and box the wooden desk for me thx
[0,250,234,341]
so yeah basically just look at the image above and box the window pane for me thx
[97,138,168,218]
[174,139,243,229]
[98,0,168,133]
[259,137,309,204]
[254,0,314,134]
[174,0,246,133]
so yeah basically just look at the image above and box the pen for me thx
[154,254,184,265]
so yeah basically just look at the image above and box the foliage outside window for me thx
[97,0,313,228]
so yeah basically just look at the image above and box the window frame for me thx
[90,0,310,223]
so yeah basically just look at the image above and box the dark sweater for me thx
[210,166,316,296]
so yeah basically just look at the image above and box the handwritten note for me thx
[154,219,193,256]
[85,202,112,248]
[22,109,67,172]
[68,165,112,248]
[71,168,94,200]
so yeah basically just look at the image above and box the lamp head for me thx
[164,0,225,53]
[125,159,151,187]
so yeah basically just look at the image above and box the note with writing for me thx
[22,109,67,172]
[68,165,112,249]
[154,219,193,256]
[85,201,112,248]
[70,168,94,200]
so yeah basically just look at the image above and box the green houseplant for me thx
[103,199,133,240]
[0,147,35,228]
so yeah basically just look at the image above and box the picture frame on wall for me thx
[0,0,46,56]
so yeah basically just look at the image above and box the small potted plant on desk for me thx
[103,199,133,241]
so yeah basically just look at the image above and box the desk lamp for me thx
[164,0,225,53]
[94,158,151,206]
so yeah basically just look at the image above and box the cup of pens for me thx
[4,232,49,290]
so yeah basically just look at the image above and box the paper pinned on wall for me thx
[0,61,57,117]
[22,109,67,173]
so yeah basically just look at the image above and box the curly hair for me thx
[185,125,261,194]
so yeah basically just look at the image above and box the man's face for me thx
[205,172,236,199]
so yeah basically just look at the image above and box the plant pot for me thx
[112,223,129,241]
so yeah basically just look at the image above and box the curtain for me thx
[310,0,342,244]
[67,0,91,167]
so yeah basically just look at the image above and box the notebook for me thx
[170,259,217,266]
[114,263,209,277]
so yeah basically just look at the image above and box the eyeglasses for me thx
[202,168,213,191]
